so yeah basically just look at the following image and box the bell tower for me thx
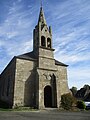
[33,6,55,70]
[33,6,54,55]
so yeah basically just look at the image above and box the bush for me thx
[61,93,76,110]
[77,100,86,109]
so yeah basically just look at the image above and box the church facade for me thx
[0,7,70,109]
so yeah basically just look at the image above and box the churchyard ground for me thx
[0,110,90,120]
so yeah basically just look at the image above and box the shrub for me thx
[77,100,86,109]
[61,93,76,110]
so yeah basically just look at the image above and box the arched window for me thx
[41,36,46,47]
[47,38,51,48]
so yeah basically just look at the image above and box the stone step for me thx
[41,108,59,112]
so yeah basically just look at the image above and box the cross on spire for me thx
[38,1,47,25]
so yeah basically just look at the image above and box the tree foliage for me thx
[83,85,90,90]
[70,86,77,96]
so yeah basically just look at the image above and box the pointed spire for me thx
[38,5,47,25]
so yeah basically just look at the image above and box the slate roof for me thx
[16,51,37,61]
[16,52,68,67]
[55,60,68,67]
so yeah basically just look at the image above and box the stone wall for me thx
[0,56,70,109]
[39,57,56,70]
[13,58,36,107]
[57,65,69,94]
[38,47,56,70]
[0,57,16,107]
[36,64,70,109]
[36,68,58,109]
[56,65,70,107]
[39,47,54,59]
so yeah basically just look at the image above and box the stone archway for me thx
[44,86,52,107]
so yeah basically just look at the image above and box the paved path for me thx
[0,111,90,120]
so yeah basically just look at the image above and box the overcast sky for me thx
[0,0,90,89]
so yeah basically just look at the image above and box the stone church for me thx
[0,6,70,109]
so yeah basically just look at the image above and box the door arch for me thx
[44,86,52,107]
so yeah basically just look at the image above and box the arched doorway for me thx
[44,86,52,107]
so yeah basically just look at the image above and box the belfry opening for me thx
[47,38,51,48]
[41,36,46,47]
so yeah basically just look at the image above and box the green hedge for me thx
[76,100,86,109]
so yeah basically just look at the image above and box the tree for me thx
[70,87,77,96]
[83,85,90,90]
